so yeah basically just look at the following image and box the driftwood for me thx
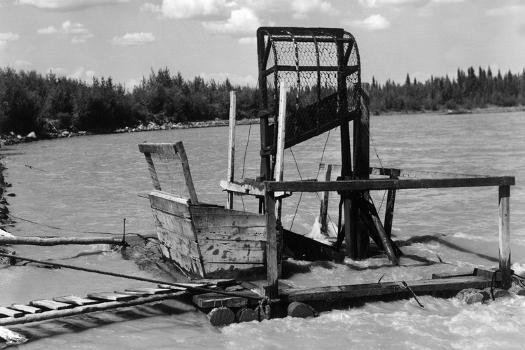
[0,236,126,246]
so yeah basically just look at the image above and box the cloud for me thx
[350,14,390,30]
[0,32,20,49]
[17,0,129,10]
[198,71,256,86]
[289,0,334,18]
[160,0,230,19]
[112,32,156,46]
[358,0,420,7]
[37,20,92,43]
[46,66,96,81]
[203,7,260,36]
[140,2,161,13]
[486,5,525,16]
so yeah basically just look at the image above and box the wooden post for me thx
[226,91,236,209]
[274,83,287,197]
[144,153,161,190]
[319,164,332,234]
[384,170,399,238]
[265,189,279,299]
[174,142,199,204]
[498,185,511,289]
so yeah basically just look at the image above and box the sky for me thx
[0,0,524,89]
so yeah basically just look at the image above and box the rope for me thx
[0,252,264,301]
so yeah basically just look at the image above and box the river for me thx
[1,111,525,349]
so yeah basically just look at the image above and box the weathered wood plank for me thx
[143,152,161,190]
[0,236,124,246]
[282,276,493,302]
[192,208,266,229]
[265,176,515,192]
[9,304,43,314]
[498,185,511,289]
[319,164,332,234]
[190,279,237,287]
[87,292,136,302]
[265,192,279,298]
[149,191,191,219]
[53,296,99,306]
[200,240,265,264]
[220,180,265,197]
[226,91,236,210]
[197,226,266,241]
[0,291,188,327]
[174,142,199,204]
[204,262,264,276]
[193,292,248,309]
[0,307,24,318]
[274,83,286,198]
[152,209,196,241]
[30,299,72,311]
[122,287,174,295]
[138,143,178,157]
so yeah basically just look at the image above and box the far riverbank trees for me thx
[0,66,524,136]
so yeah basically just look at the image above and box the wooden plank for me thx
[9,304,43,314]
[265,191,279,298]
[122,287,174,295]
[157,241,204,277]
[203,262,264,276]
[149,191,191,219]
[192,208,266,229]
[474,268,503,282]
[0,307,24,318]
[197,226,266,242]
[432,271,474,279]
[274,83,286,198]
[0,291,188,327]
[200,240,265,264]
[265,176,515,192]
[190,279,237,287]
[220,180,265,197]
[282,276,493,302]
[384,189,396,238]
[174,142,199,204]
[152,209,196,241]
[226,91,236,210]
[363,195,398,265]
[138,143,178,157]
[0,236,124,246]
[283,229,344,262]
[192,292,248,309]
[369,167,488,179]
[319,164,332,234]
[30,299,72,310]
[53,296,99,306]
[87,292,136,302]
[498,185,511,289]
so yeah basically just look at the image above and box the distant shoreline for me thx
[0,104,523,147]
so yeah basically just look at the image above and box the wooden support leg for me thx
[265,191,279,299]
[498,185,511,289]
[345,196,355,258]
[319,164,332,234]
[356,194,370,259]
[384,189,396,238]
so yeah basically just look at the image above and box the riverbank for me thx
[1,104,523,146]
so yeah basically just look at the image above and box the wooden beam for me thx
[384,170,400,238]
[143,152,161,191]
[0,236,125,246]
[265,176,515,192]
[319,164,332,234]
[262,65,359,77]
[281,276,493,302]
[220,180,265,197]
[498,185,511,289]
[226,91,236,210]
[274,83,287,199]
[174,142,199,204]
[264,191,279,299]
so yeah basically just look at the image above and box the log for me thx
[0,326,27,344]
[208,307,235,326]
[498,185,511,289]
[0,236,125,246]
[287,301,316,318]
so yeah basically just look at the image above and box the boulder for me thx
[456,288,484,304]
[481,287,511,300]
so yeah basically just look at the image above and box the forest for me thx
[0,66,524,136]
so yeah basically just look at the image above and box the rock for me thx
[456,288,484,304]
[481,287,511,300]
[26,131,37,139]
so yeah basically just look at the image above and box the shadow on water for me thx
[395,235,499,263]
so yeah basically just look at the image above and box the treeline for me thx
[369,67,525,113]
[0,67,258,135]
[0,66,524,136]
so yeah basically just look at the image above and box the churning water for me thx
[1,111,525,349]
